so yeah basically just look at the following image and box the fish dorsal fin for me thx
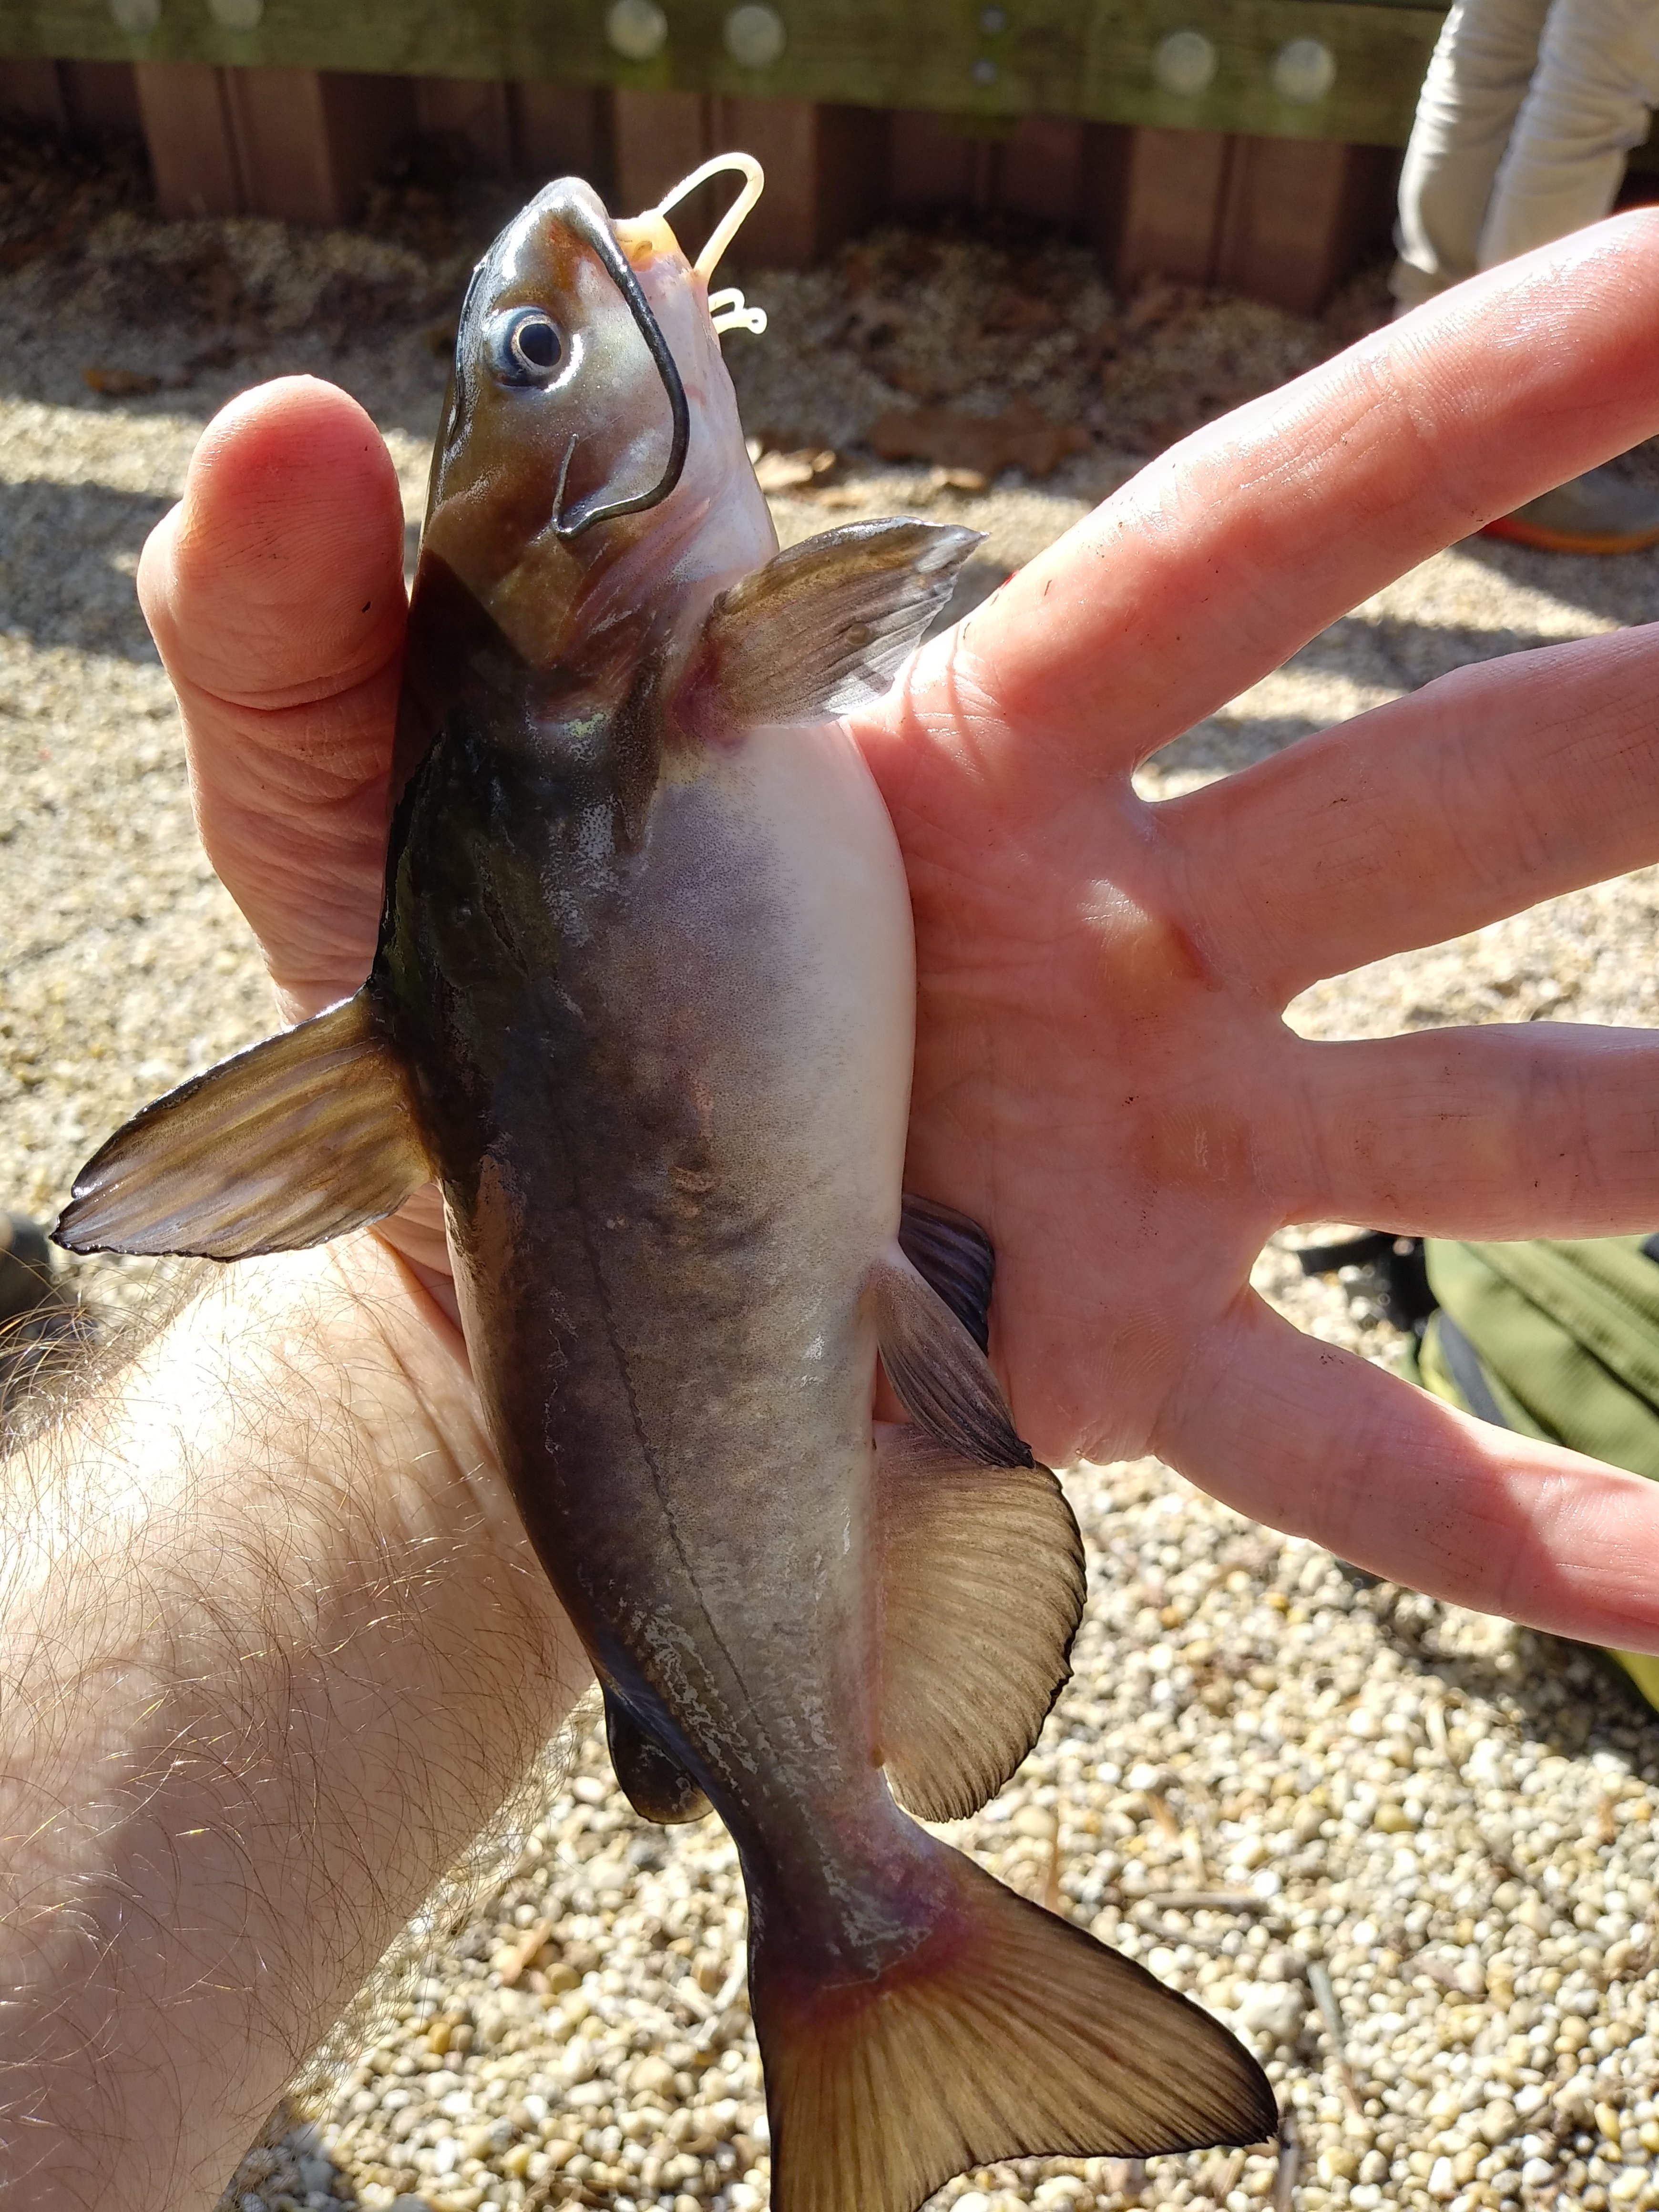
[674,518,981,739]
[604,1688,711,1825]
[875,1422,1084,1822]
[899,1192,995,1353]
[55,991,431,1260]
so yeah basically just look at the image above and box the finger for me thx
[1170,626,1659,1004]
[942,210,1659,773]
[1157,1289,1659,1650]
[139,376,407,1020]
[1269,1026,1659,1239]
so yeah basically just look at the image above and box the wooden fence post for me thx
[1087,122,1232,290]
[0,57,67,130]
[413,75,513,174]
[511,82,615,195]
[135,61,409,225]
[133,61,241,218]
[1215,136,1397,311]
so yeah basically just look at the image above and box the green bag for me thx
[1402,1236,1659,1715]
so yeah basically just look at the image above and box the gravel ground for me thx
[2,130,1659,2212]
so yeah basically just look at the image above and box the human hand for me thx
[138,212,1659,1657]
[858,207,1659,1650]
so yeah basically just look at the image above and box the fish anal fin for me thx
[54,991,431,1261]
[877,1423,1083,1823]
[675,518,981,739]
[869,1248,1030,1469]
[749,1836,1278,2212]
[604,1688,711,1825]
[899,1191,995,1353]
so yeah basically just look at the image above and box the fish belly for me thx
[449,710,916,1943]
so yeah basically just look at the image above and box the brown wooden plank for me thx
[888,107,980,213]
[0,55,66,127]
[60,58,142,138]
[711,96,819,265]
[1090,121,1229,289]
[0,0,1451,150]
[1213,133,1390,310]
[318,70,412,211]
[221,65,341,222]
[512,80,614,193]
[133,59,241,218]
[212,65,407,224]
[612,86,709,217]
[999,113,1085,225]
[810,103,887,251]
[414,72,512,172]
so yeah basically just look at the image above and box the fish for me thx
[56,156,1275,2211]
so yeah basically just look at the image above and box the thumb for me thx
[139,375,408,1020]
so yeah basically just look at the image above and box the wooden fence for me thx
[0,0,1510,310]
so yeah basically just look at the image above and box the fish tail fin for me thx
[748,1834,1275,2212]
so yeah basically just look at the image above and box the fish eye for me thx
[485,307,565,387]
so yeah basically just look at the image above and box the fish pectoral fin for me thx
[876,1422,1084,1822]
[604,1688,711,1825]
[749,1829,1277,2212]
[899,1191,995,1353]
[673,518,982,738]
[868,1246,1028,1468]
[54,991,432,1260]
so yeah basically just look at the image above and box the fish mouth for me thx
[543,179,692,541]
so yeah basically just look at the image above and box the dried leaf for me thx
[82,366,161,397]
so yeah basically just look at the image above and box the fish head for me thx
[419,171,774,674]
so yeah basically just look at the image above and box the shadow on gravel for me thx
[1295,607,1572,690]
[0,478,169,656]
[1142,714,1331,782]
[1458,530,1659,631]
[1355,1579,1657,1765]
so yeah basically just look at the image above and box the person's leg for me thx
[1477,0,1659,263]
[1477,0,1659,552]
[1393,0,1554,308]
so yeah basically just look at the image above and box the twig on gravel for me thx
[1272,2110,1301,2212]
[1137,1889,1268,1913]
[1041,1828,1063,1913]
[1307,1960,1364,2114]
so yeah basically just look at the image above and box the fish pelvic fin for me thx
[673,518,981,741]
[876,1423,1083,1823]
[868,1245,1029,1469]
[604,1686,711,1825]
[872,1246,1083,1819]
[899,1190,995,1352]
[749,1838,1278,2212]
[54,991,431,1260]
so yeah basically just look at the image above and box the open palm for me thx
[142,209,1659,1656]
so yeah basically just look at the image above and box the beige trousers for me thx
[1393,0,1659,307]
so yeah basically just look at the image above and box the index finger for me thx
[958,210,1659,773]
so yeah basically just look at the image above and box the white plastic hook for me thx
[708,285,768,336]
[646,150,766,284]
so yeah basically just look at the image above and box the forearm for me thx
[0,1235,586,2211]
